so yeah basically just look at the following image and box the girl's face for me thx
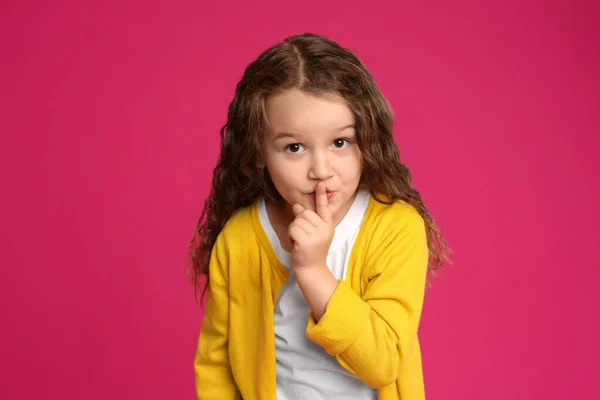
[263,89,363,226]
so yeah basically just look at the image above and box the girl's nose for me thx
[308,153,333,180]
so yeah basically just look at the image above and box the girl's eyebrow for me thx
[273,124,355,141]
[273,132,299,141]
[336,124,356,132]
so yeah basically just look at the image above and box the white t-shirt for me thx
[258,190,376,400]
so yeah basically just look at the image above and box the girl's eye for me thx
[332,138,350,149]
[285,143,305,153]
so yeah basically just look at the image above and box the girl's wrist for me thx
[291,261,327,273]
[293,265,338,321]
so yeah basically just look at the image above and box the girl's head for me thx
[263,89,362,226]
[189,33,449,297]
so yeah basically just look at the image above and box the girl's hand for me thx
[288,182,334,271]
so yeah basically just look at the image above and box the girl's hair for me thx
[188,33,450,299]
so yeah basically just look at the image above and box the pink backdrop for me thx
[1,1,598,399]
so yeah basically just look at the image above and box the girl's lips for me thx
[308,191,335,201]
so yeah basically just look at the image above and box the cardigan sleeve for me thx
[305,205,429,389]
[194,235,240,399]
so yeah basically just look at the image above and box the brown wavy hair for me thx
[188,33,450,300]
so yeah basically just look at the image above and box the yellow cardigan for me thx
[195,196,429,399]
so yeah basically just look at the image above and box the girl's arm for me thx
[304,205,429,389]
[194,236,240,399]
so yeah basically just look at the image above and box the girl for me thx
[189,33,449,400]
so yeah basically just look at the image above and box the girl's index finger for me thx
[315,182,332,223]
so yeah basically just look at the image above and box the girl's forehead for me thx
[265,89,355,134]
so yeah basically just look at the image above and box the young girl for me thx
[189,33,449,400]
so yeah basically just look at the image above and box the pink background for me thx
[1,1,598,399]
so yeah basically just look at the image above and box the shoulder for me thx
[356,196,429,278]
[222,202,256,233]
[214,201,259,252]
[365,196,426,237]
[212,200,271,285]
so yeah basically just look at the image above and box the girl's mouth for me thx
[308,191,335,201]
